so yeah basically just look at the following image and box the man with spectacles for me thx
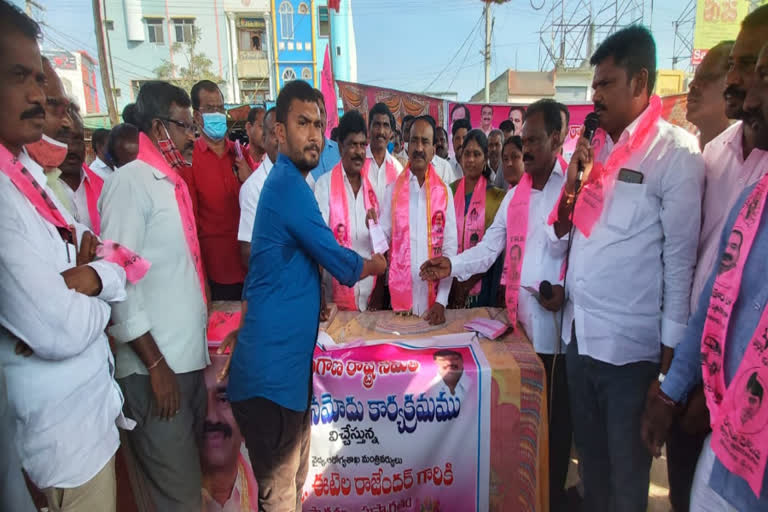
[99,81,210,512]
[182,80,250,301]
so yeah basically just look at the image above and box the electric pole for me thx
[92,0,119,125]
[484,1,491,103]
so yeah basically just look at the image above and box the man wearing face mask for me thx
[99,81,209,512]
[183,80,250,301]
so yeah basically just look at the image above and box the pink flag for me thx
[321,46,338,138]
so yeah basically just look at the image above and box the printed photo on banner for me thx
[302,334,491,511]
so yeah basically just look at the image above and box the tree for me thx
[155,28,222,93]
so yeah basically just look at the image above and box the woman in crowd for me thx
[500,135,524,188]
[449,129,506,308]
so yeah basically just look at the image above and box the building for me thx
[44,49,101,114]
[471,70,556,104]
[271,0,357,92]
[104,0,274,110]
[103,0,357,111]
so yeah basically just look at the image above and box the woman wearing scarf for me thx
[449,129,506,308]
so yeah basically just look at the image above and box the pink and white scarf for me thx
[501,173,533,329]
[548,95,662,237]
[388,164,448,312]
[81,163,103,235]
[454,175,487,295]
[700,169,768,497]
[136,133,206,301]
[329,161,380,310]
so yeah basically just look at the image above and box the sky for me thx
[15,0,689,106]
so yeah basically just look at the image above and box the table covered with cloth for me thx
[320,307,549,512]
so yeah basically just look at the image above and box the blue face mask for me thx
[387,141,395,153]
[201,112,228,141]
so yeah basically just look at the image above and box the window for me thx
[105,20,114,31]
[301,67,312,80]
[318,6,329,37]
[336,46,341,56]
[282,68,296,81]
[279,1,294,40]
[298,2,309,14]
[146,18,164,44]
[238,29,263,51]
[173,18,195,43]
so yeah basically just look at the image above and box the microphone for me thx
[539,280,553,300]
[575,112,600,191]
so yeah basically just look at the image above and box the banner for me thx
[302,333,491,511]
[337,81,444,131]
[692,0,754,65]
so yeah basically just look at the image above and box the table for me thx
[322,308,549,512]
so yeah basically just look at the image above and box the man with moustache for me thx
[222,80,387,511]
[397,115,415,162]
[420,99,570,510]
[244,106,266,169]
[365,102,403,202]
[380,115,457,325]
[307,88,341,186]
[487,129,503,183]
[550,26,704,512]
[687,41,733,150]
[641,42,768,511]
[316,111,382,311]
[499,119,515,140]
[89,128,112,179]
[0,2,129,510]
[425,114,459,185]
[56,105,103,233]
[201,352,257,511]
[100,81,209,512]
[508,106,525,135]
[451,118,471,178]
[480,104,494,135]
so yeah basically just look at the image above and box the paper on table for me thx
[369,221,389,254]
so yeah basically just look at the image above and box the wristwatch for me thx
[657,372,666,383]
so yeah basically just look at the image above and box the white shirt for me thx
[314,168,376,311]
[365,146,404,202]
[89,156,113,180]
[451,161,568,354]
[100,158,209,378]
[238,155,273,243]
[449,156,463,181]
[691,122,768,308]
[432,155,461,185]
[563,116,705,365]
[237,155,315,243]
[429,372,468,404]
[57,169,96,231]
[0,150,128,489]
[380,170,458,315]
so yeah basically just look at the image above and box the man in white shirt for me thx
[89,128,112,179]
[100,81,210,512]
[315,111,381,311]
[396,115,414,162]
[479,104,494,136]
[56,106,102,231]
[420,99,572,509]
[451,118,471,179]
[380,116,457,325]
[238,107,278,267]
[550,27,704,512]
[430,349,468,404]
[0,6,129,510]
[487,129,503,183]
[365,102,403,202]
[435,126,450,160]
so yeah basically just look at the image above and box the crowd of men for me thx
[2,0,768,510]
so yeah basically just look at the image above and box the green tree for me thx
[154,28,222,93]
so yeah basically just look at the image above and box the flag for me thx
[321,45,338,139]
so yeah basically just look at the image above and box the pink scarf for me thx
[0,144,70,231]
[373,152,399,185]
[548,95,662,237]
[136,133,207,302]
[81,163,103,235]
[329,161,379,310]
[454,175,487,295]
[700,170,768,497]
[388,164,448,312]
[501,173,533,329]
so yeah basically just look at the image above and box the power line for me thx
[422,11,484,92]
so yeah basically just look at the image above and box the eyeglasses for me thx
[159,117,198,135]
